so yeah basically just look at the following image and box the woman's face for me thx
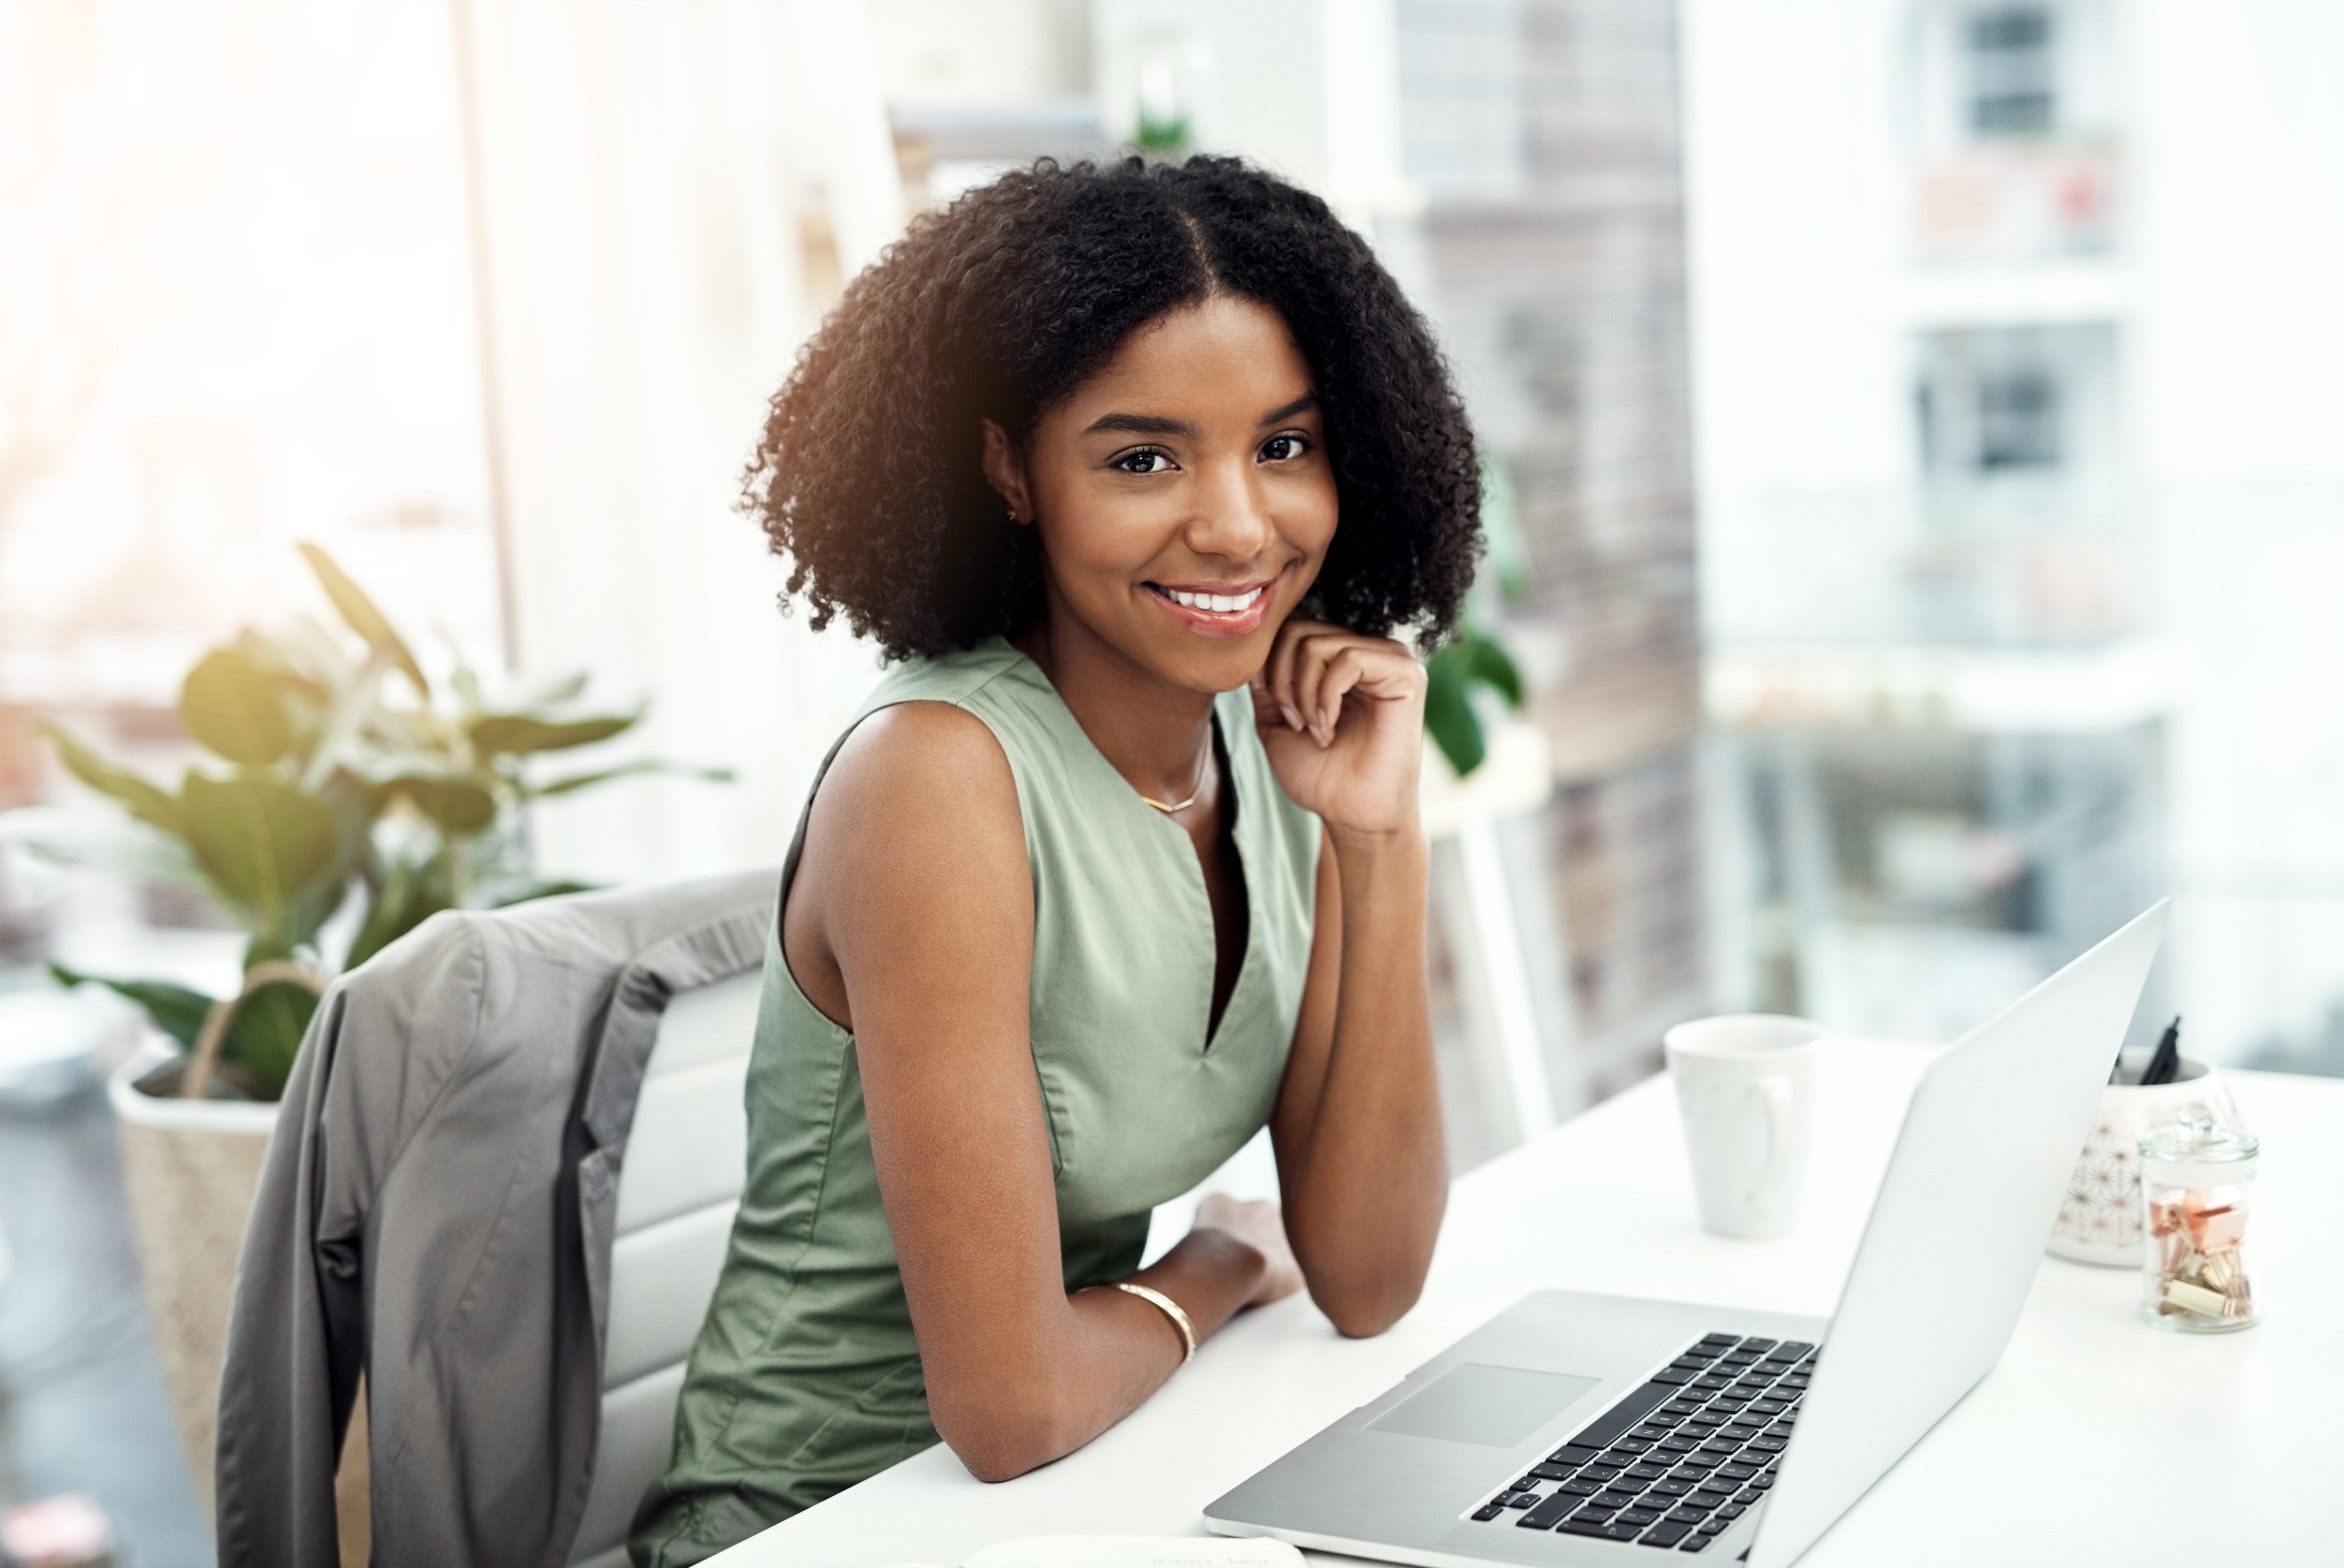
[985,294,1338,696]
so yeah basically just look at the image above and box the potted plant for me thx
[15,542,723,1510]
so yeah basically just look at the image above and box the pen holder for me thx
[2048,1053,2238,1268]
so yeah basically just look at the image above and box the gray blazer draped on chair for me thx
[214,872,775,1568]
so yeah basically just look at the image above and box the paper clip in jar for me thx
[2139,1115,2260,1333]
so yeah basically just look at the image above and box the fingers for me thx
[1261,621,1423,747]
[1297,645,1361,745]
[1266,623,1311,736]
[1265,620,1344,740]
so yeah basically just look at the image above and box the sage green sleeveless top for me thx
[630,640,1321,1563]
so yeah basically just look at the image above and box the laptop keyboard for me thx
[1464,1332,1817,1553]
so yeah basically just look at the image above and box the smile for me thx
[1147,580,1275,637]
[1162,585,1264,612]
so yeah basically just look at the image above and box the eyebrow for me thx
[1079,391,1318,441]
[1082,412,1197,438]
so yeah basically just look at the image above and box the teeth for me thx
[1165,587,1263,612]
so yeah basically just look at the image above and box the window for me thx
[1915,324,2113,492]
[1976,367,2061,469]
[1966,7,2057,139]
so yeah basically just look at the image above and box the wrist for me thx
[1326,820,1429,877]
[1179,1221,1270,1291]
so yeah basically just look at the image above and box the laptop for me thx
[1204,901,2168,1567]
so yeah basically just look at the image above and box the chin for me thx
[1144,628,1273,696]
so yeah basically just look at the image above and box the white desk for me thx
[715,1044,2342,1566]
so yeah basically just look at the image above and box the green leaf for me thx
[40,723,183,837]
[383,774,498,835]
[1459,632,1524,708]
[48,963,215,1051]
[221,979,318,1097]
[525,761,658,798]
[1423,654,1488,777]
[469,712,638,755]
[491,877,598,907]
[179,772,339,928]
[359,705,447,755]
[271,859,358,961]
[321,767,389,849]
[180,646,294,767]
[523,759,734,799]
[298,541,429,698]
[235,767,384,958]
[226,627,329,701]
[344,857,455,970]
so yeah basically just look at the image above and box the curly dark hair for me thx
[742,154,1482,661]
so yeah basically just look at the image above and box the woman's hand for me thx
[1250,619,1426,837]
[1191,1194,1304,1308]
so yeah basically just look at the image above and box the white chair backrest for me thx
[564,969,763,1568]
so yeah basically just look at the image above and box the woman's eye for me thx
[1112,447,1175,475]
[1260,433,1310,462]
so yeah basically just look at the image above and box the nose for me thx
[1183,452,1275,564]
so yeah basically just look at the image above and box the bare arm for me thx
[1255,623,1447,1336]
[786,703,1288,1483]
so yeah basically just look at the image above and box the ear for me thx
[978,418,1035,525]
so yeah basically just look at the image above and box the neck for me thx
[1014,594,1218,804]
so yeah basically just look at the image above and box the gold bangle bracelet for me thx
[1113,1281,1196,1365]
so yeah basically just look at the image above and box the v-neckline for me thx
[996,644,1257,1053]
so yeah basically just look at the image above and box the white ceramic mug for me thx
[1664,1015,1824,1238]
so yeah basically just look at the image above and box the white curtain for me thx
[455,0,902,886]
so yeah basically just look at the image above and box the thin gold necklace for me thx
[1139,731,1213,814]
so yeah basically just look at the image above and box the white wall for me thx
[1091,0,1413,225]
[868,0,1094,106]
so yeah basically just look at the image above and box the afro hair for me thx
[742,154,1483,661]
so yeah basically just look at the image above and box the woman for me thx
[632,154,1482,1564]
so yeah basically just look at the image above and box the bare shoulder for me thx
[788,700,1030,1027]
[801,700,1025,904]
[813,699,1019,842]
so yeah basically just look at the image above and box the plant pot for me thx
[2048,1054,2238,1267]
[110,1034,374,1566]
[107,1034,277,1506]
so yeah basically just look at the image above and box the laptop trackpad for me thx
[1365,1363,1600,1448]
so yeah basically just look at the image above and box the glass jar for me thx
[2138,1116,2259,1333]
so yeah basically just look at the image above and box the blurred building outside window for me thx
[1686,0,2344,1072]
[1912,0,2116,260]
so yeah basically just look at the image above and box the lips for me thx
[1147,580,1274,637]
